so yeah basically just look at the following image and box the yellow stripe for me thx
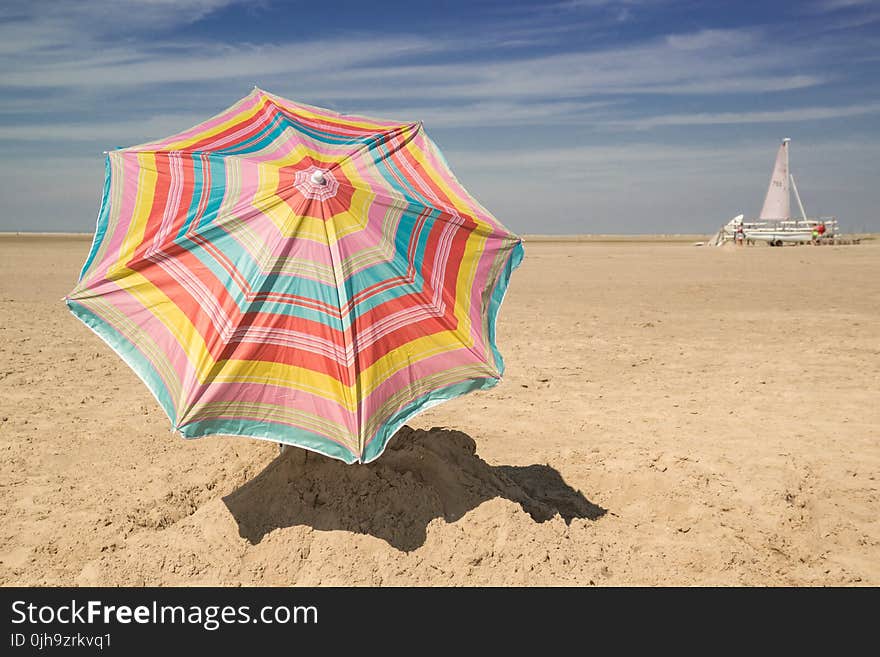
[108,270,354,409]
[238,148,369,243]
[204,331,470,404]
[406,139,490,227]
[110,152,157,277]
[109,259,485,417]
[163,96,272,151]
[266,92,402,133]
[112,269,208,376]
[404,141,490,341]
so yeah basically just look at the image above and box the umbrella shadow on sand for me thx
[223,426,606,552]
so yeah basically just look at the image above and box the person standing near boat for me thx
[735,222,745,246]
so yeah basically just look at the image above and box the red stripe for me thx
[124,253,355,384]
[182,103,275,152]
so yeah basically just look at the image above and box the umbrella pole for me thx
[278,444,310,466]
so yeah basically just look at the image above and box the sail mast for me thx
[790,174,807,221]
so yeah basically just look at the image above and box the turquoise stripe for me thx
[155,199,441,331]
[218,111,352,156]
[169,227,345,329]
[168,105,397,157]
[372,148,433,208]
[79,156,112,282]
[197,156,227,231]
[66,299,178,424]
[281,120,365,146]
[486,240,524,374]
[176,154,204,238]
[338,205,435,314]
[179,418,358,464]
[217,112,364,155]
[217,112,291,155]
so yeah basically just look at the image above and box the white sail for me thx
[759,138,791,220]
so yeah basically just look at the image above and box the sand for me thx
[1,235,878,586]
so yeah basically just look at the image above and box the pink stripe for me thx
[88,153,140,284]
[183,380,358,438]
[464,237,506,359]
[146,93,264,150]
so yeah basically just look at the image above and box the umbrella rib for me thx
[260,172,515,243]
[174,192,327,429]
[337,177,517,242]
[315,199,361,456]
[331,203,504,384]
[330,120,423,172]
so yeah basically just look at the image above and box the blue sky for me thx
[1,0,878,234]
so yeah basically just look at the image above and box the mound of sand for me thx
[225,427,604,551]
[71,428,605,586]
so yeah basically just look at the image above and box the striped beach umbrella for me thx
[66,88,523,464]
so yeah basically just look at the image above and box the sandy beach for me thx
[1,234,878,586]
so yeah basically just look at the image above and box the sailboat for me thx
[712,138,838,246]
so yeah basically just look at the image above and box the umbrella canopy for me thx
[66,88,523,463]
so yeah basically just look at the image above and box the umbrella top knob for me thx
[310,170,327,186]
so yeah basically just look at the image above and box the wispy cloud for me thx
[813,0,877,10]
[1,1,878,233]
[0,37,441,89]
[447,137,880,177]
[0,114,209,142]
[527,0,664,18]
[309,33,826,102]
[0,0,250,34]
[0,20,839,140]
[608,102,880,129]
[358,100,617,129]
[803,0,880,31]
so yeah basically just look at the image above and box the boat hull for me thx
[744,230,814,244]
